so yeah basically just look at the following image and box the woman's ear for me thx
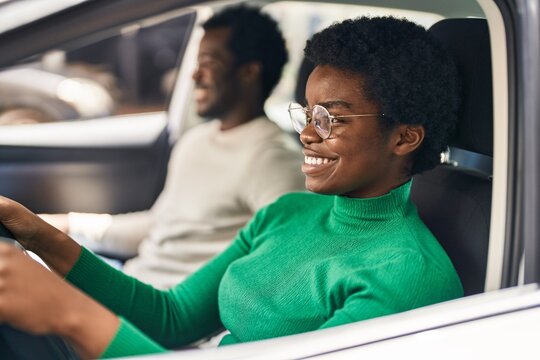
[392,124,425,156]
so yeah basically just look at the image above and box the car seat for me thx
[411,18,493,296]
[293,18,493,296]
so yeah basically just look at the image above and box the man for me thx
[42,5,304,289]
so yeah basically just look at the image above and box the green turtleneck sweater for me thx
[66,181,463,358]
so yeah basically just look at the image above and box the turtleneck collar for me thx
[329,180,413,231]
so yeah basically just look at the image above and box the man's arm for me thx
[40,210,153,258]
[69,211,153,257]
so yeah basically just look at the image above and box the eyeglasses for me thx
[288,102,383,139]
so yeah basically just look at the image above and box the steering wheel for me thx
[0,222,15,243]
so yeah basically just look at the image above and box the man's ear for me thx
[392,124,425,156]
[239,61,262,83]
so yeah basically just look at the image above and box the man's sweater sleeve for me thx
[68,210,153,258]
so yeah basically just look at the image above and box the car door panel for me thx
[0,113,170,214]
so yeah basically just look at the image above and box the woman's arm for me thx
[0,196,81,276]
[0,197,170,358]
[0,195,258,355]
[67,234,250,349]
[0,243,119,359]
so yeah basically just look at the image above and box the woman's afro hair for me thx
[305,16,461,174]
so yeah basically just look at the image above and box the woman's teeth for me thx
[304,156,333,165]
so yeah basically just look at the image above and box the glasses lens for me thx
[288,103,307,134]
[312,105,331,139]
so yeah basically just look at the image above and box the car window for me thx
[0,10,195,126]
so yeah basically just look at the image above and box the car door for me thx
[0,0,198,214]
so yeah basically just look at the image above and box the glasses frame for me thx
[288,103,383,139]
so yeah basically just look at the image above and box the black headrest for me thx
[429,18,493,157]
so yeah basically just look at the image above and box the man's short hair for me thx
[305,16,461,175]
[203,5,288,100]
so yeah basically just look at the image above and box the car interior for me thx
[0,0,522,358]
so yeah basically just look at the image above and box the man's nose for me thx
[192,67,201,82]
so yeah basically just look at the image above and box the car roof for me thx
[0,0,88,34]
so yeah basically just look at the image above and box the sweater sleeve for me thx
[65,231,251,356]
[101,318,166,358]
[68,210,153,258]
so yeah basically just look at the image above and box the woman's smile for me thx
[304,155,334,165]
[302,149,338,175]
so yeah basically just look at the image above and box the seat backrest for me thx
[411,18,493,296]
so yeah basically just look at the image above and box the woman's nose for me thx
[300,122,323,145]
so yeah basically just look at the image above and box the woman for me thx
[0,16,462,359]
